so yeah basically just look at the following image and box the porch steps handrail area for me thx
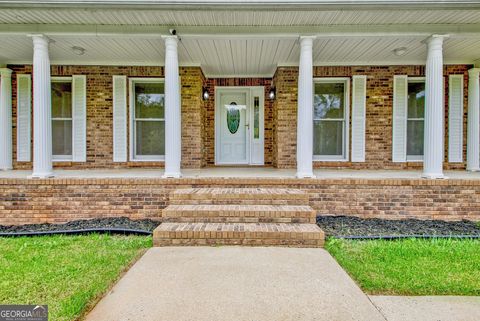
[153,188,325,247]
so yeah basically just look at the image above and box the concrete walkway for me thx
[370,295,480,321]
[85,247,386,321]
[85,247,480,321]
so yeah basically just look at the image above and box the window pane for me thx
[52,120,72,156]
[407,82,425,118]
[407,119,424,156]
[314,82,345,119]
[135,82,164,119]
[51,82,72,118]
[253,96,259,139]
[313,120,343,156]
[135,121,165,156]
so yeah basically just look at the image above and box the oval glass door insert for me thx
[226,102,240,134]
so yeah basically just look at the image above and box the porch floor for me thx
[2,167,480,180]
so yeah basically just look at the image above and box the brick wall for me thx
[1,177,478,225]
[203,78,274,166]
[7,64,473,170]
[273,65,472,169]
[8,65,205,169]
[181,67,205,168]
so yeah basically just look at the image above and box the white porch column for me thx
[467,68,480,171]
[0,68,12,170]
[31,35,53,178]
[163,36,181,178]
[296,36,316,178]
[422,35,447,179]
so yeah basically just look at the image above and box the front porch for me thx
[0,7,480,178]
[2,167,480,180]
[1,168,480,227]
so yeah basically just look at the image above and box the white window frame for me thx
[313,77,350,161]
[129,77,165,161]
[406,77,425,162]
[51,76,73,162]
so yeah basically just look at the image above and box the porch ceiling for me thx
[1,8,480,26]
[1,35,480,77]
[1,4,480,76]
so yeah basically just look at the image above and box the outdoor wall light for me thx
[202,87,209,100]
[269,87,276,100]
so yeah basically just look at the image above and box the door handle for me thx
[245,124,250,129]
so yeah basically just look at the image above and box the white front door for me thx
[215,87,264,165]
[217,90,249,164]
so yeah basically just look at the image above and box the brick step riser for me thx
[171,193,308,200]
[162,210,316,220]
[154,239,324,247]
[162,217,315,223]
[153,230,323,242]
[169,199,308,205]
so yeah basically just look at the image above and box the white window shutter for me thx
[351,75,367,162]
[448,75,464,163]
[392,75,408,162]
[16,74,31,162]
[113,75,127,162]
[72,75,87,162]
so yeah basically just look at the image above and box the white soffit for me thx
[1,35,480,76]
[1,9,480,26]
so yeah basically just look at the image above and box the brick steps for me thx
[153,187,324,247]
[153,222,325,247]
[169,188,308,205]
[162,204,316,223]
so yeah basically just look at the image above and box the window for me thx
[130,79,165,160]
[313,78,350,160]
[253,96,260,139]
[406,78,425,161]
[51,78,73,160]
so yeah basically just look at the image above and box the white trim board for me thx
[128,77,166,162]
[3,23,480,37]
[312,77,351,162]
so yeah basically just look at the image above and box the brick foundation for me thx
[1,177,479,225]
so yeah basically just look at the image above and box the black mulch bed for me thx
[0,217,161,235]
[317,215,480,238]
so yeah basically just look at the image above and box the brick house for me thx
[1,0,480,239]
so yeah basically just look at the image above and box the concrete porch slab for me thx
[370,295,480,321]
[85,247,385,321]
[3,168,480,179]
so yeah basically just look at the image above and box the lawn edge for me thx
[77,245,151,321]
[325,238,480,296]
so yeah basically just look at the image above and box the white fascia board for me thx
[2,1,480,9]
[277,59,476,67]
[2,60,202,67]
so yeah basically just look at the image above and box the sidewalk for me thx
[85,246,480,321]
[370,295,480,321]
[85,247,385,321]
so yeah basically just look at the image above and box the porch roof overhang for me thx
[0,2,480,76]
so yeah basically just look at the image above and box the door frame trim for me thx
[214,86,264,165]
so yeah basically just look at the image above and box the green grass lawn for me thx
[0,234,151,321]
[326,238,480,296]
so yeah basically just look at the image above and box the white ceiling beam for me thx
[1,23,480,38]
